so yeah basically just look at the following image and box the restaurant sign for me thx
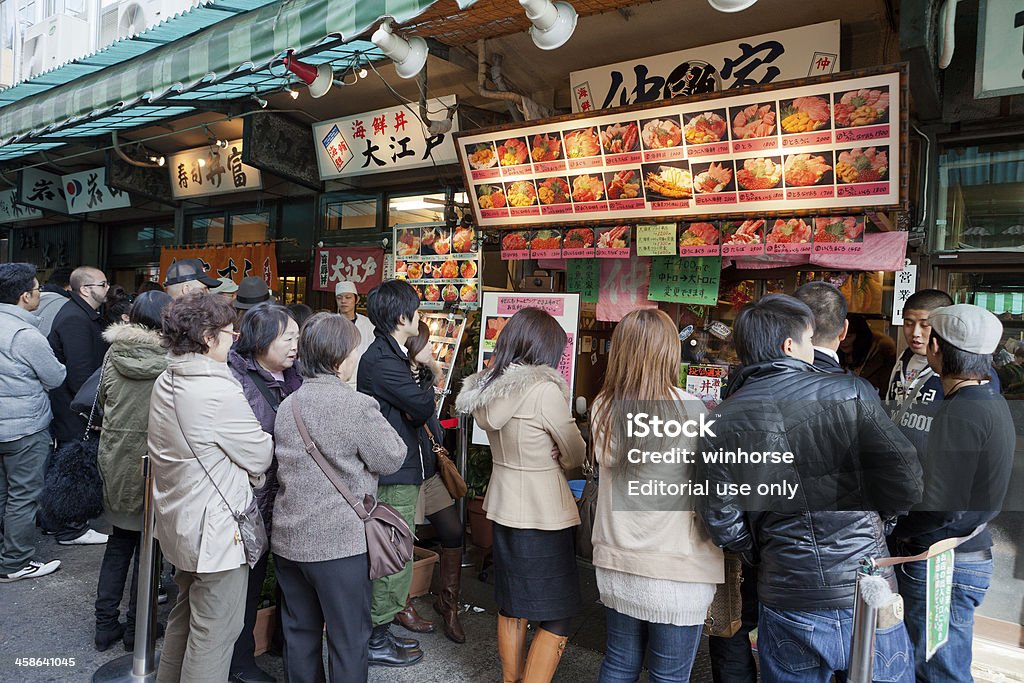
[456,67,904,228]
[61,167,131,214]
[17,168,67,214]
[0,189,43,223]
[314,246,384,295]
[312,96,459,180]
[569,21,839,112]
[168,140,262,200]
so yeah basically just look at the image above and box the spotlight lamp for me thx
[707,0,759,12]
[519,0,577,50]
[148,155,165,167]
[283,50,334,98]
[252,94,268,108]
[284,84,300,100]
[371,21,428,79]
[358,67,368,79]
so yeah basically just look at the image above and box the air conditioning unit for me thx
[22,14,90,78]
[116,0,194,39]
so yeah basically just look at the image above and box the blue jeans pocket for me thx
[761,607,821,673]
[950,563,991,627]
[872,622,913,683]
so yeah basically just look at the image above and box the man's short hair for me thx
[0,263,37,305]
[794,282,847,344]
[733,294,815,366]
[366,280,420,333]
[931,332,992,381]
[46,267,73,288]
[904,288,953,313]
[69,266,102,292]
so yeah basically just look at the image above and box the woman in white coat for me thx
[148,293,274,683]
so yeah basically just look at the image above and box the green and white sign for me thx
[925,548,954,660]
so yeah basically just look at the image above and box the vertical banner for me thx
[313,246,384,294]
[159,244,278,288]
[566,259,600,303]
[474,292,581,445]
[892,259,917,326]
[926,549,954,660]
[597,257,656,322]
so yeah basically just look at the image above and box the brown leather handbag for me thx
[705,552,743,637]
[424,425,467,499]
[575,441,598,562]
[291,395,414,580]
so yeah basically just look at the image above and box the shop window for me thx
[324,198,378,231]
[108,224,175,256]
[231,212,271,242]
[947,271,1024,358]
[187,210,271,244]
[387,192,467,227]
[935,142,1024,252]
[276,275,306,305]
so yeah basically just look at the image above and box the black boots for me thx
[368,624,423,667]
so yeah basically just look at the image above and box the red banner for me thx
[314,246,384,294]
[159,243,278,288]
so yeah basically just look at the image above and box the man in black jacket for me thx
[357,280,435,668]
[42,266,110,546]
[890,304,1015,682]
[698,294,922,683]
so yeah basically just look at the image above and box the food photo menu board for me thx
[394,222,481,310]
[420,312,467,417]
[456,67,905,227]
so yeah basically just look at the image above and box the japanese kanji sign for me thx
[0,189,43,223]
[61,167,131,214]
[891,259,917,326]
[649,256,722,305]
[685,364,728,409]
[637,223,678,256]
[566,259,600,303]
[18,168,67,213]
[314,246,384,295]
[159,243,278,289]
[569,21,839,112]
[167,140,262,200]
[926,548,954,660]
[312,96,459,180]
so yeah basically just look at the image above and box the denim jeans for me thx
[598,607,703,683]
[758,605,914,683]
[897,556,992,683]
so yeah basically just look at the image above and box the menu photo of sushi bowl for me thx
[476,183,508,210]
[466,142,498,169]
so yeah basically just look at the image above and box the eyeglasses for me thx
[220,329,241,342]
[83,281,109,288]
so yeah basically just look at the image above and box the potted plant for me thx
[465,445,493,549]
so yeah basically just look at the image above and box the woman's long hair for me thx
[592,309,681,466]
[842,313,874,369]
[483,308,566,388]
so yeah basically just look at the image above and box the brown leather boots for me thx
[393,598,434,633]
[497,615,568,683]
[433,546,466,643]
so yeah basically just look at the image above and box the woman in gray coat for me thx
[272,313,406,683]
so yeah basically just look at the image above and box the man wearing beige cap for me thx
[336,280,374,387]
[210,277,238,303]
[890,304,1015,683]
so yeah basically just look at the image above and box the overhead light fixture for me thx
[519,0,577,50]
[707,0,759,12]
[251,94,268,108]
[148,155,165,167]
[283,50,334,98]
[371,21,428,79]
[358,67,368,79]
[197,157,207,168]
[284,84,300,100]
[217,139,229,149]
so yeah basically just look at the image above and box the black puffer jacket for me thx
[697,357,922,610]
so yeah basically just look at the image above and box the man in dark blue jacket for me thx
[698,294,922,683]
[357,280,435,668]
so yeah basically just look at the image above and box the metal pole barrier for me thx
[93,455,160,682]
[848,559,882,683]
[457,411,473,567]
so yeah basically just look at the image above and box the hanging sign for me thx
[473,292,580,445]
[566,259,600,302]
[926,548,954,660]
[597,257,657,322]
[570,21,840,112]
[394,222,480,310]
[0,189,43,223]
[892,259,918,326]
[975,0,1024,98]
[159,244,278,288]
[685,364,728,410]
[62,167,131,214]
[456,67,904,228]
[168,140,262,200]
[17,168,67,213]
[313,96,459,180]
[637,223,678,256]
[314,246,384,294]
[649,256,722,305]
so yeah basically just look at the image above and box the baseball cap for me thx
[234,276,272,310]
[163,259,221,288]
[928,304,1003,354]
[210,277,239,294]
[335,281,358,296]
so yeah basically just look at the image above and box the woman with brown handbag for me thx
[456,308,586,683]
[404,321,467,644]
[590,309,724,683]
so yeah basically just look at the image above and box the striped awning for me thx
[0,0,477,159]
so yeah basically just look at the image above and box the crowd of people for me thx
[0,257,1015,683]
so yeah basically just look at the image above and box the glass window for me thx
[108,223,174,256]
[276,275,306,305]
[935,142,1024,252]
[187,210,270,244]
[230,212,270,242]
[191,216,225,245]
[324,198,377,231]
[387,192,466,227]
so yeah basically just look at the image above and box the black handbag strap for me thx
[290,393,369,520]
[247,368,281,413]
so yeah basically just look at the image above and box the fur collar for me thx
[455,363,569,414]
[103,322,162,348]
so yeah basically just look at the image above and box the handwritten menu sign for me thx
[649,256,722,305]
[394,222,481,310]
[685,364,728,409]
[566,259,600,302]
[456,68,902,227]
[637,223,678,256]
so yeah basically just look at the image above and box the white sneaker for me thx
[0,559,62,582]
[57,529,108,545]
